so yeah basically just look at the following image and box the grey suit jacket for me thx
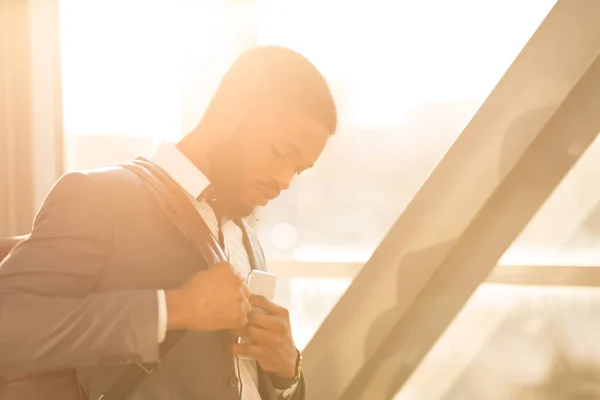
[0,166,305,400]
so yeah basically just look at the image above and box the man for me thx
[0,46,337,400]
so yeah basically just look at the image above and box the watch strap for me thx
[270,349,302,390]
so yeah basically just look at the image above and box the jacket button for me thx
[229,376,239,388]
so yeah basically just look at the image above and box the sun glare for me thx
[60,0,556,137]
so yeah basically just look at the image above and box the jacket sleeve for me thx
[0,235,28,261]
[0,172,160,373]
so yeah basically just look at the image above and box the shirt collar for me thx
[148,141,210,198]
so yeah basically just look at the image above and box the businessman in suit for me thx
[0,46,337,400]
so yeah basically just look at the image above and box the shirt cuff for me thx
[157,289,167,343]
[275,381,299,399]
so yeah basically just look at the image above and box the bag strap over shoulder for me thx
[126,158,227,264]
[97,159,228,400]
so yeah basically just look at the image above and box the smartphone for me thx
[237,270,277,350]
[246,270,276,301]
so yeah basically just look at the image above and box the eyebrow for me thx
[276,140,314,171]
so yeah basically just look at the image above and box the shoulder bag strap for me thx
[97,159,227,400]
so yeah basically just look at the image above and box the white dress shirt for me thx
[148,142,296,399]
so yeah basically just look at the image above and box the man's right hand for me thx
[165,262,251,331]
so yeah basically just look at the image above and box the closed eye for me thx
[272,147,287,158]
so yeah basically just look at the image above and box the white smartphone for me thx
[246,270,276,301]
[238,270,277,350]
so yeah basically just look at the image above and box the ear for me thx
[203,105,248,148]
[224,107,247,137]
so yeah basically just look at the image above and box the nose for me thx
[272,175,291,192]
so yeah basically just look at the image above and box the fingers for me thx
[214,261,249,299]
[227,284,251,329]
[246,310,287,333]
[232,343,265,361]
[233,325,279,346]
[215,262,247,282]
[241,284,250,298]
[217,262,249,298]
[242,296,252,315]
[249,295,289,318]
[231,296,251,329]
[231,306,286,333]
[230,313,248,329]
[231,328,243,338]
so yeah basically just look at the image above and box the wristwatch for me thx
[270,349,303,390]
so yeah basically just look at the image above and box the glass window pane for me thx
[273,277,351,350]
[255,0,557,263]
[59,0,255,170]
[60,0,185,141]
[504,134,600,265]
[396,285,600,400]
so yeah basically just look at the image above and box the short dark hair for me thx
[207,45,338,134]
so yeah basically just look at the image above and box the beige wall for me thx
[0,0,64,236]
[0,0,35,237]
